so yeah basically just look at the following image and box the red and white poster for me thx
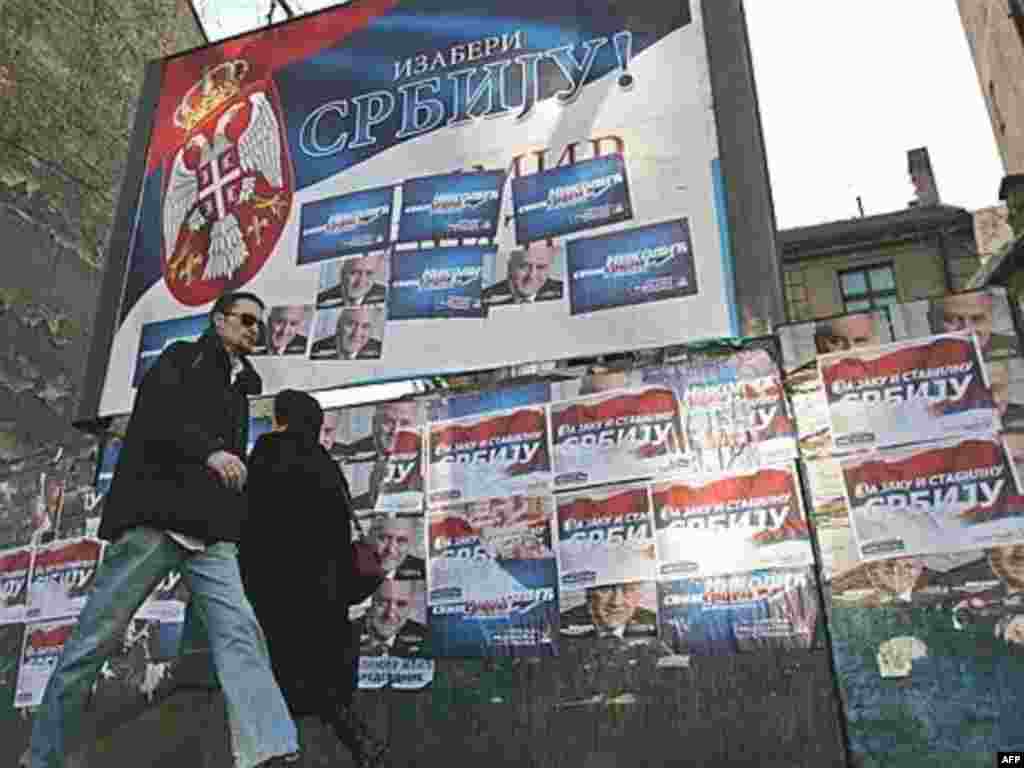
[650,464,813,578]
[555,483,657,590]
[818,332,998,452]
[14,617,77,708]
[426,406,551,504]
[840,435,1024,561]
[0,547,33,625]
[25,539,104,622]
[549,386,684,489]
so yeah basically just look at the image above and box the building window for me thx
[839,264,897,312]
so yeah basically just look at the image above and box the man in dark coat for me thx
[241,389,386,768]
[29,293,302,768]
[310,306,384,360]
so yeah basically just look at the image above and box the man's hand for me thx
[207,450,247,491]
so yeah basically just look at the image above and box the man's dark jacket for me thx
[241,430,382,716]
[98,332,261,544]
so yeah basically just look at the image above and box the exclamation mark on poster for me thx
[613,31,634,90]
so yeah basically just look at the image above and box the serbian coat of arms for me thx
[161,59,293,306]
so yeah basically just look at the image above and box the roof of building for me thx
[779,203,974,259]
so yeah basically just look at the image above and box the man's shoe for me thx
[256,751,300,767]
[331,706,388,768]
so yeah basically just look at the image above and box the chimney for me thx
[908,147,941,207]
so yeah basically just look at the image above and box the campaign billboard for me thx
[818,332,998,453]
[399,170,505,242]
[426,405,552,504]
[840,435,1024,561]
[657,566,820,656]
[15,618,77,708]
[426,494,558,656]
[25,539,105,622]
[86,0,759,419]
[650,464,813,578]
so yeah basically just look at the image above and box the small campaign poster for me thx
[132,313,207,387]
[330,400,425,516]
[357,657,435,691]
[14,617,77,708]
[651,464,813,578]
[427,405,552,504]
[387,246,491,321]
[511,154,632,244]
[549,386,685,489]
[398,170,504,242]
[555,482,657,591]
[642,345,796,475]
[0,547,32,625]
[356,578,434,689]
[840,435,1024,561]
[298,185,393,264]
[657,566,820,655]
[134,569,187,623]
[26,538,104,622]
[426,494,558,656]
[559,580,658,644]
[566,219,697,315]
[818,332,999,452]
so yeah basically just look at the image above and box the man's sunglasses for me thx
[224,312,263,328]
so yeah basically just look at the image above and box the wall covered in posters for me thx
[93,0,742,418]
[781,285,1024,765]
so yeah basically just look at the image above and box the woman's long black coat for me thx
[240,430,379,718]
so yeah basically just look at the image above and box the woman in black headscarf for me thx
[241,389,387,767]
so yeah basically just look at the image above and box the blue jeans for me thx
[29,527,298,768]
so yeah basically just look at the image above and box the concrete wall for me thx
[958,0,1024,174]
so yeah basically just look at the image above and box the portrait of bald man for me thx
[483,244,564,306]
[252,305,311,357]
[317,251,388,308]
[310,306,384,361]
[928,289,1019,360]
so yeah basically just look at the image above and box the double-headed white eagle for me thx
[163,91,284,281]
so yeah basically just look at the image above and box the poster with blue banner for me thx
[511,154,632,244]
[298,185,393,264]
[388,246,491,320]
[567,219,697,315]
[399,170,505,242]
[426,494,558,656]
[133,314,207,387]
[657,567,820,656]
[97,0,743,416]
[428,381,552,423]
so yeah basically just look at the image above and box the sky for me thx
[191,0,1006,231]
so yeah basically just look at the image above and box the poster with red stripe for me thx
[25,539,104,622]
[426,406,551,504]
[14,617,77,708]
[555,482,657,590]
[818,332,998,452]
[840,435,1024,560]
[549,386,684,489]
[650,464,813,578]
[0,548,32,625]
